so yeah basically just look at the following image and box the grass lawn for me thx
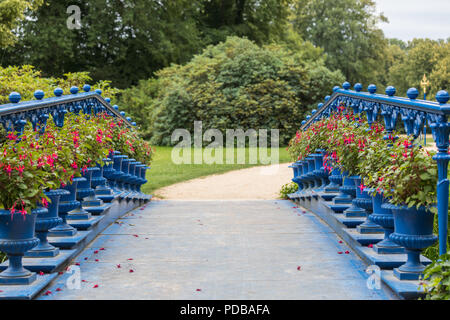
[142,147,291,195]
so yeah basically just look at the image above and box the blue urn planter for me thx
[312,151,328,192]
[26,190,67,257]
[299,161,311,196]
[369,193,404,254]
[333,172,355,204]
[95,158,115,203]
[49,179,82,236]
[127,160,138,193]
[0,209,40,284]
[325,167,342,193]
[77,168,95,200]
[293,161,303,196]
[343,176,367,217]
[118,157,132,197]
[139,165,149,194]
[388,204,438,280]
[111,153,127,192]
[307,155,321,190]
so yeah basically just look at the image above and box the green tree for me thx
[292,0,388,85]
[387,39,450,98]
[120,37,344,145]
[0,0,43,48]
[3,0,294,88]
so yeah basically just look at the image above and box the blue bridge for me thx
[0,83,448,300]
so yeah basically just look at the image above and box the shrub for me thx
[119,36,344,146]
[421,251,450,300]
[279,182,298,200]
[0,65,120,104]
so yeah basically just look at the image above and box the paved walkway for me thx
[39,200,393,300]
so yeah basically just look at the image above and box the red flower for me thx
[41,197,49,208]
[338,251,343,254]
[129,269,134,273]
[93,284,99,288]
[297,266,301,271]
[117,264,121,268]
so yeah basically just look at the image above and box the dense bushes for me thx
[0,65,119,104]
[119,36,344,146]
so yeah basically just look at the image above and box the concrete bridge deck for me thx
[38,200,394,299]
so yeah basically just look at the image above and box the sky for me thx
[375,0,450,41]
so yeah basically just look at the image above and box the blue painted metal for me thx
[388,204,437,280]
[300,83,450,255]
[26,189,69,257]
[369,191,404,254]
[0,209,40,284]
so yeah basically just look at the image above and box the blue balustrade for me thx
[0,86,151,294]
[289,81,449,298]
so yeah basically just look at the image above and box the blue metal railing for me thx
[300,82,450,256]
[0,85,136,132]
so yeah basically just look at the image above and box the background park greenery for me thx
[1,0,449,148]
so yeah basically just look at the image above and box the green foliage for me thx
[3,0,293,88]
[121,37,343,146]
[0,0,43,48]
[421,251,450,300]
[279,182,298,200]
[292,0,388,85]
[386,39,450,98]
[0,65,120,104]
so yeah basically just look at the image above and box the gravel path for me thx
[154,163,292,200]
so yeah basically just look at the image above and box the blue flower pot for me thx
[333,172,354,204]
[26,190,67,257]
[0,209,40,284]
[325,167,342,193]
[49,180,81,237]
[388,204,438,280]
[369,193,404,254]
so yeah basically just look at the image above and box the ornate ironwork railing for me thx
[300,82,450,256]
[0,85,136,132]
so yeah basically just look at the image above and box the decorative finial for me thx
[120,111,125,116]
[83,84,91,92]
[436,90,450,105]
[311,109,317,114]
[324,95,331,102]
[333,86,340,92]
[318,103,324,109]
[34,90,45,100]
[354,83,363,92]
[9,92,21,103]
[95,89,102,95]
[407,88,419,100]
[132,122,137,126]
[105,98,111,104]
[113,105,119,110]
[301,120,307,125]
[54,88,63,97]
[368,84,377,94]
[70,86,79,94]
[385,86,396,97]
[126,117,132,122]
[342,82,351,90]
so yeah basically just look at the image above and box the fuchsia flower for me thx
[41,197,49,208]
[7,133,17,141]
[359,184,365,193]
[71,162,78,169]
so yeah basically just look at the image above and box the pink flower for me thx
[41,198,49,208]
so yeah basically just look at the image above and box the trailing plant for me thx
[374,137,438,209]
[421,251,450,300]
[279,182,298,199]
